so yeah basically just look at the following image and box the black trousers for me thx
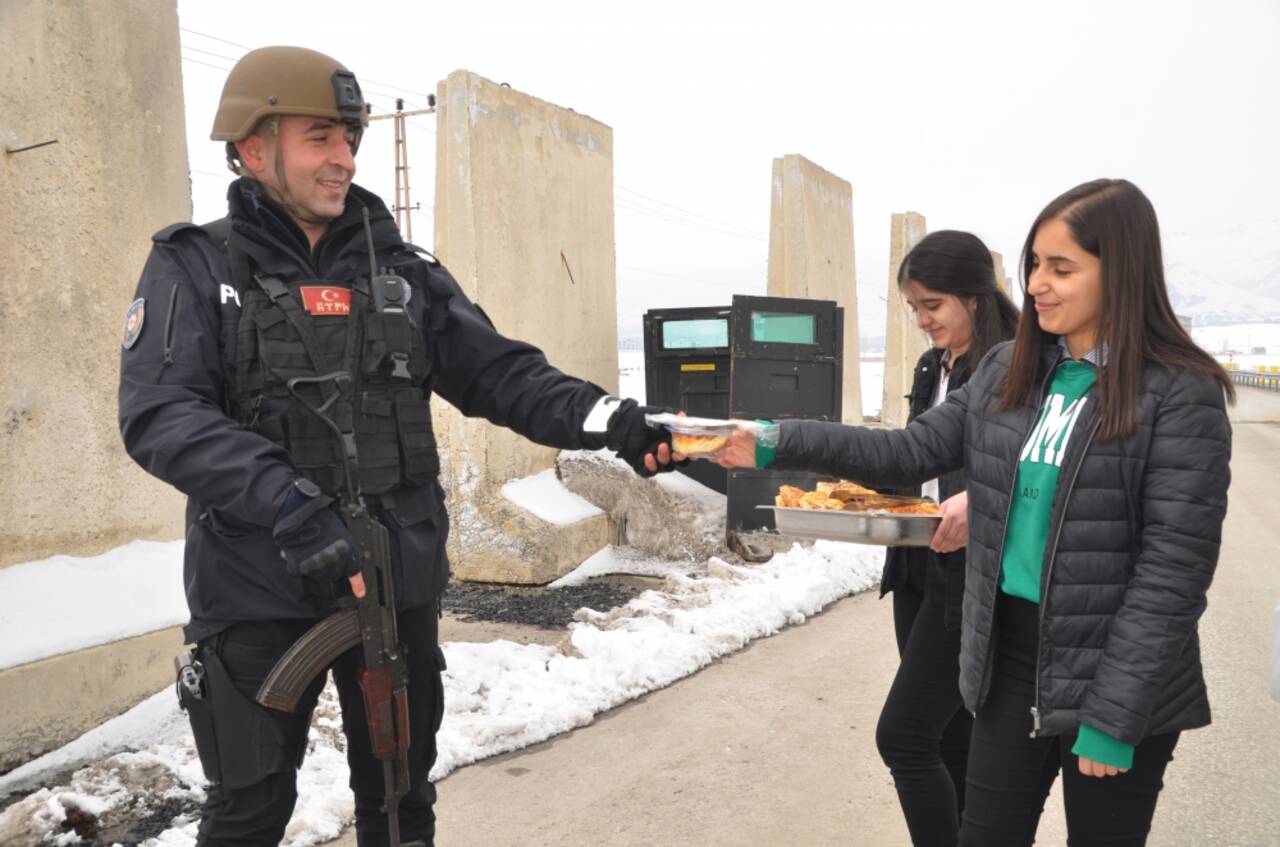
[876,554,972,847]
[193,605,444,847]
[960,595,1179,847]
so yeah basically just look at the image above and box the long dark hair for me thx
[998,178,1235,440]
[897,229,1019,377]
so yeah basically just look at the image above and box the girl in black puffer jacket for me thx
[722,179,1233,847]
[875,231,1017,847]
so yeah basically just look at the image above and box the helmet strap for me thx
[266,142,337,226]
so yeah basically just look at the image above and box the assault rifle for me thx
[256,371,423,847]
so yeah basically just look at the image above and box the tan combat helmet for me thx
[212,46,369,170]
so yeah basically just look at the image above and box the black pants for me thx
[193,605,445,847]
[876,555,972,847]
[960,595,1179,847]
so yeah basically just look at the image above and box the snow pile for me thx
[499,468,603,526]
[556,450,727,561]
[0,686,350,847]
[0,743,205,847]
[548,545,702,587]
[0,540,883,846]
[0,689,190,801]
[0,540,186,671]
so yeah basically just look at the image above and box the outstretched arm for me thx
[718,384,971,489]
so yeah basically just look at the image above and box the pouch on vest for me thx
[396,394,439,484]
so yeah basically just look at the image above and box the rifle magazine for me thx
[256,608,361,712]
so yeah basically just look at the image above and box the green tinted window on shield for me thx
[751,312,815,344]
[662,318,729,349]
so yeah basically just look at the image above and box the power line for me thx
[616,184,765,238]
[180,47,414,110]
[182,44,239,63]
[181,55,233,73]
[178,27,760,250]
[178,26,251,51]
[178,26,434,105]
[615,197,765,242]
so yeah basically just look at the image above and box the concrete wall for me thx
[433,70,617,583]
[767,155,862,423]
[880,212,929,428]
[0,0,190,569]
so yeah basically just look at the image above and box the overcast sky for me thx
[175,0,1280,343]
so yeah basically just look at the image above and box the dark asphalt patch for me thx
[442,577,652,629]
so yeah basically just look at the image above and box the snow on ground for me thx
[548,544,699,587]
[861,360,884,419]
[0,540,186,671]
[0,538,885,846]
[619,348,646,403]
[1194,322,1280,373]
[0,688,191,802]
[499,468,603,526]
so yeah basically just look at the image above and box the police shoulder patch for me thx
[122,298,146,350]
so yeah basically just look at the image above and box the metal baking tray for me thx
[758,505,940,547]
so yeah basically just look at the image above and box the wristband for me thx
[753,419,778,469]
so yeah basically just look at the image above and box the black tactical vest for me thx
[221,235,441,498]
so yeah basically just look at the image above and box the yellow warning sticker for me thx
[680,363,716,372]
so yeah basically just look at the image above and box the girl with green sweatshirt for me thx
[720,179,1234,846]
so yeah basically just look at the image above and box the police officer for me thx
[118,46,679,847]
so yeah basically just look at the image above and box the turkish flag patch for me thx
[299,286,351,315]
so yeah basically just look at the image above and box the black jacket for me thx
[880,348,970,631]
[119,180,608,641]
[775,341,1231,746]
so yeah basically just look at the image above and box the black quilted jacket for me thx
[880,347,971,632]
[776,340,1232,745]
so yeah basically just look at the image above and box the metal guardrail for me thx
[1230,370,1280,391]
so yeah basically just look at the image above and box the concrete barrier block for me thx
[881,213,929,428]
[992,250,1016,301]
[767,155,861,423]
[432,70,619,583]
[0,627,184,772]
[448,496,615,585]
[0,0,189,569]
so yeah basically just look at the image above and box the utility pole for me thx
[369,96,436,240]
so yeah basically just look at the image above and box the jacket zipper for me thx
[977,362,1058,708]
[162,283,182,366]
[1029,411,1102,737]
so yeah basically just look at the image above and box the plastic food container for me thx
[643,413,745,460]
[642,413,742,436]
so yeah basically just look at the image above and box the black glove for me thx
[605,398,683,478]
[272,481,359,582]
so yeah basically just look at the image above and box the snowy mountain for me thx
[1164,219,1280,325]
[1165,266,1280,324]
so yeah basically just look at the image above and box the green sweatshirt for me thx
[999,360,1098,602]
[998,359,1134,770]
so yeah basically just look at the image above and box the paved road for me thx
[335,387,1280,847]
